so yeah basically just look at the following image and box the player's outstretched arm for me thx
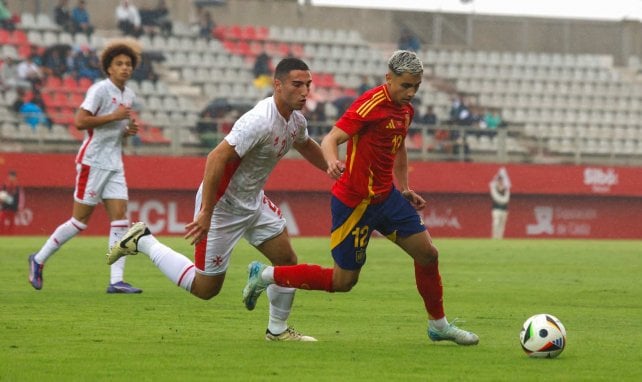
[293,137,327,172]
[321,126,349,179]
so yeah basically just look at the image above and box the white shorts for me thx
[74,164,128,205]
[193,192,285,276]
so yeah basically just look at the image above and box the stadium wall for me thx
[2,153,642,239]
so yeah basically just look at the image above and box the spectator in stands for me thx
[0,0,15,31]
[253,47,272,90]
[73,45,101,81]
[418,104,437,125]
[0,170,24,235]
[42,44,71,78]
[54,0,73,33]
[356,74,370,95]
[398,27,421,52]
[489,167,511,239]
[16,55,44,88]
[140,0,172,37]
[19,94,49,130]
[481,107,503,136]
[448,93,472,159]
[30,91,53,129]
[131,52,158,82]
[116,0,143,38]
[11,88,25,113]
[71,0,94,36]
[0,56,31,90]
[302,90,327,138]
[418,104,447,153]
[197,8,215,40]
[28,45,45,67]
[332,94,355,117]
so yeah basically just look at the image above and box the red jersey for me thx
[332,84,414,208]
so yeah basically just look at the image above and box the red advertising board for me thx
[1,153,641,238]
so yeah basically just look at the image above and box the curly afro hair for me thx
[99,38,142,76]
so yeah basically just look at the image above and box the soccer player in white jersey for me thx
[107,58,328,340]
[28,39,143,294]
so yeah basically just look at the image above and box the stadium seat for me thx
[19,13,36,30]
[0,29,9,44]
[78,77,93,90]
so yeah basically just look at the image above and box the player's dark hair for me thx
[274,58,309,80]
[100,39,141,75]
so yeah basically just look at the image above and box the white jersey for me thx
[214,96,309,213]
[75,78,135,171]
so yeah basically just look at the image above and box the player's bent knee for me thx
[192,287,221,300]
[190,280,223,300]
[332,279,358,292]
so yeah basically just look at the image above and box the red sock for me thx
[414,261,445,320]
[274,264,334,292]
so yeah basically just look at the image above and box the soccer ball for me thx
[0,190,13,205]
[519,313,567,358]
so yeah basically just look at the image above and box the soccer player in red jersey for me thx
[243,50,478,345]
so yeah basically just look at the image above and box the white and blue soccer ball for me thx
[519,313,567,358]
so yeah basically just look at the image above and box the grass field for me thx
[1,236,641,381]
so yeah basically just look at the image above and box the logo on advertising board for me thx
[583,167,618,193]
[424,208,462,229]
[526,205,597,237]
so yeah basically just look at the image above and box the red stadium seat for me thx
[0,29,9,44]
[242,25,257,41]
[249,41,263,57]
[222,40,236,54]
[236,40,251,56]
[227,24,243,40]
[212,25,226,40]
[63,76,79,91]
[314,73,335,88]
[8,30,27,45]
[255,26,269,41]
[17,44,31,58]
[289,43,304,58]
[78,77,93,90]
[276,42,290,57]
[44,76,63,90]
[68,92,84,106]
[42,92,69,109]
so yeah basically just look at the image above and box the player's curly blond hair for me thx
[99,38,142,75]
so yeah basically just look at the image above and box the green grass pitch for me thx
[1,236,641,381]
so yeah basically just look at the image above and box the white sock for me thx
[430,317,449,330]
[109,220,129,284]
[34,217,87,264]
[266,284,295,335]
[139,235,195,291]
[261,266,275,283]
